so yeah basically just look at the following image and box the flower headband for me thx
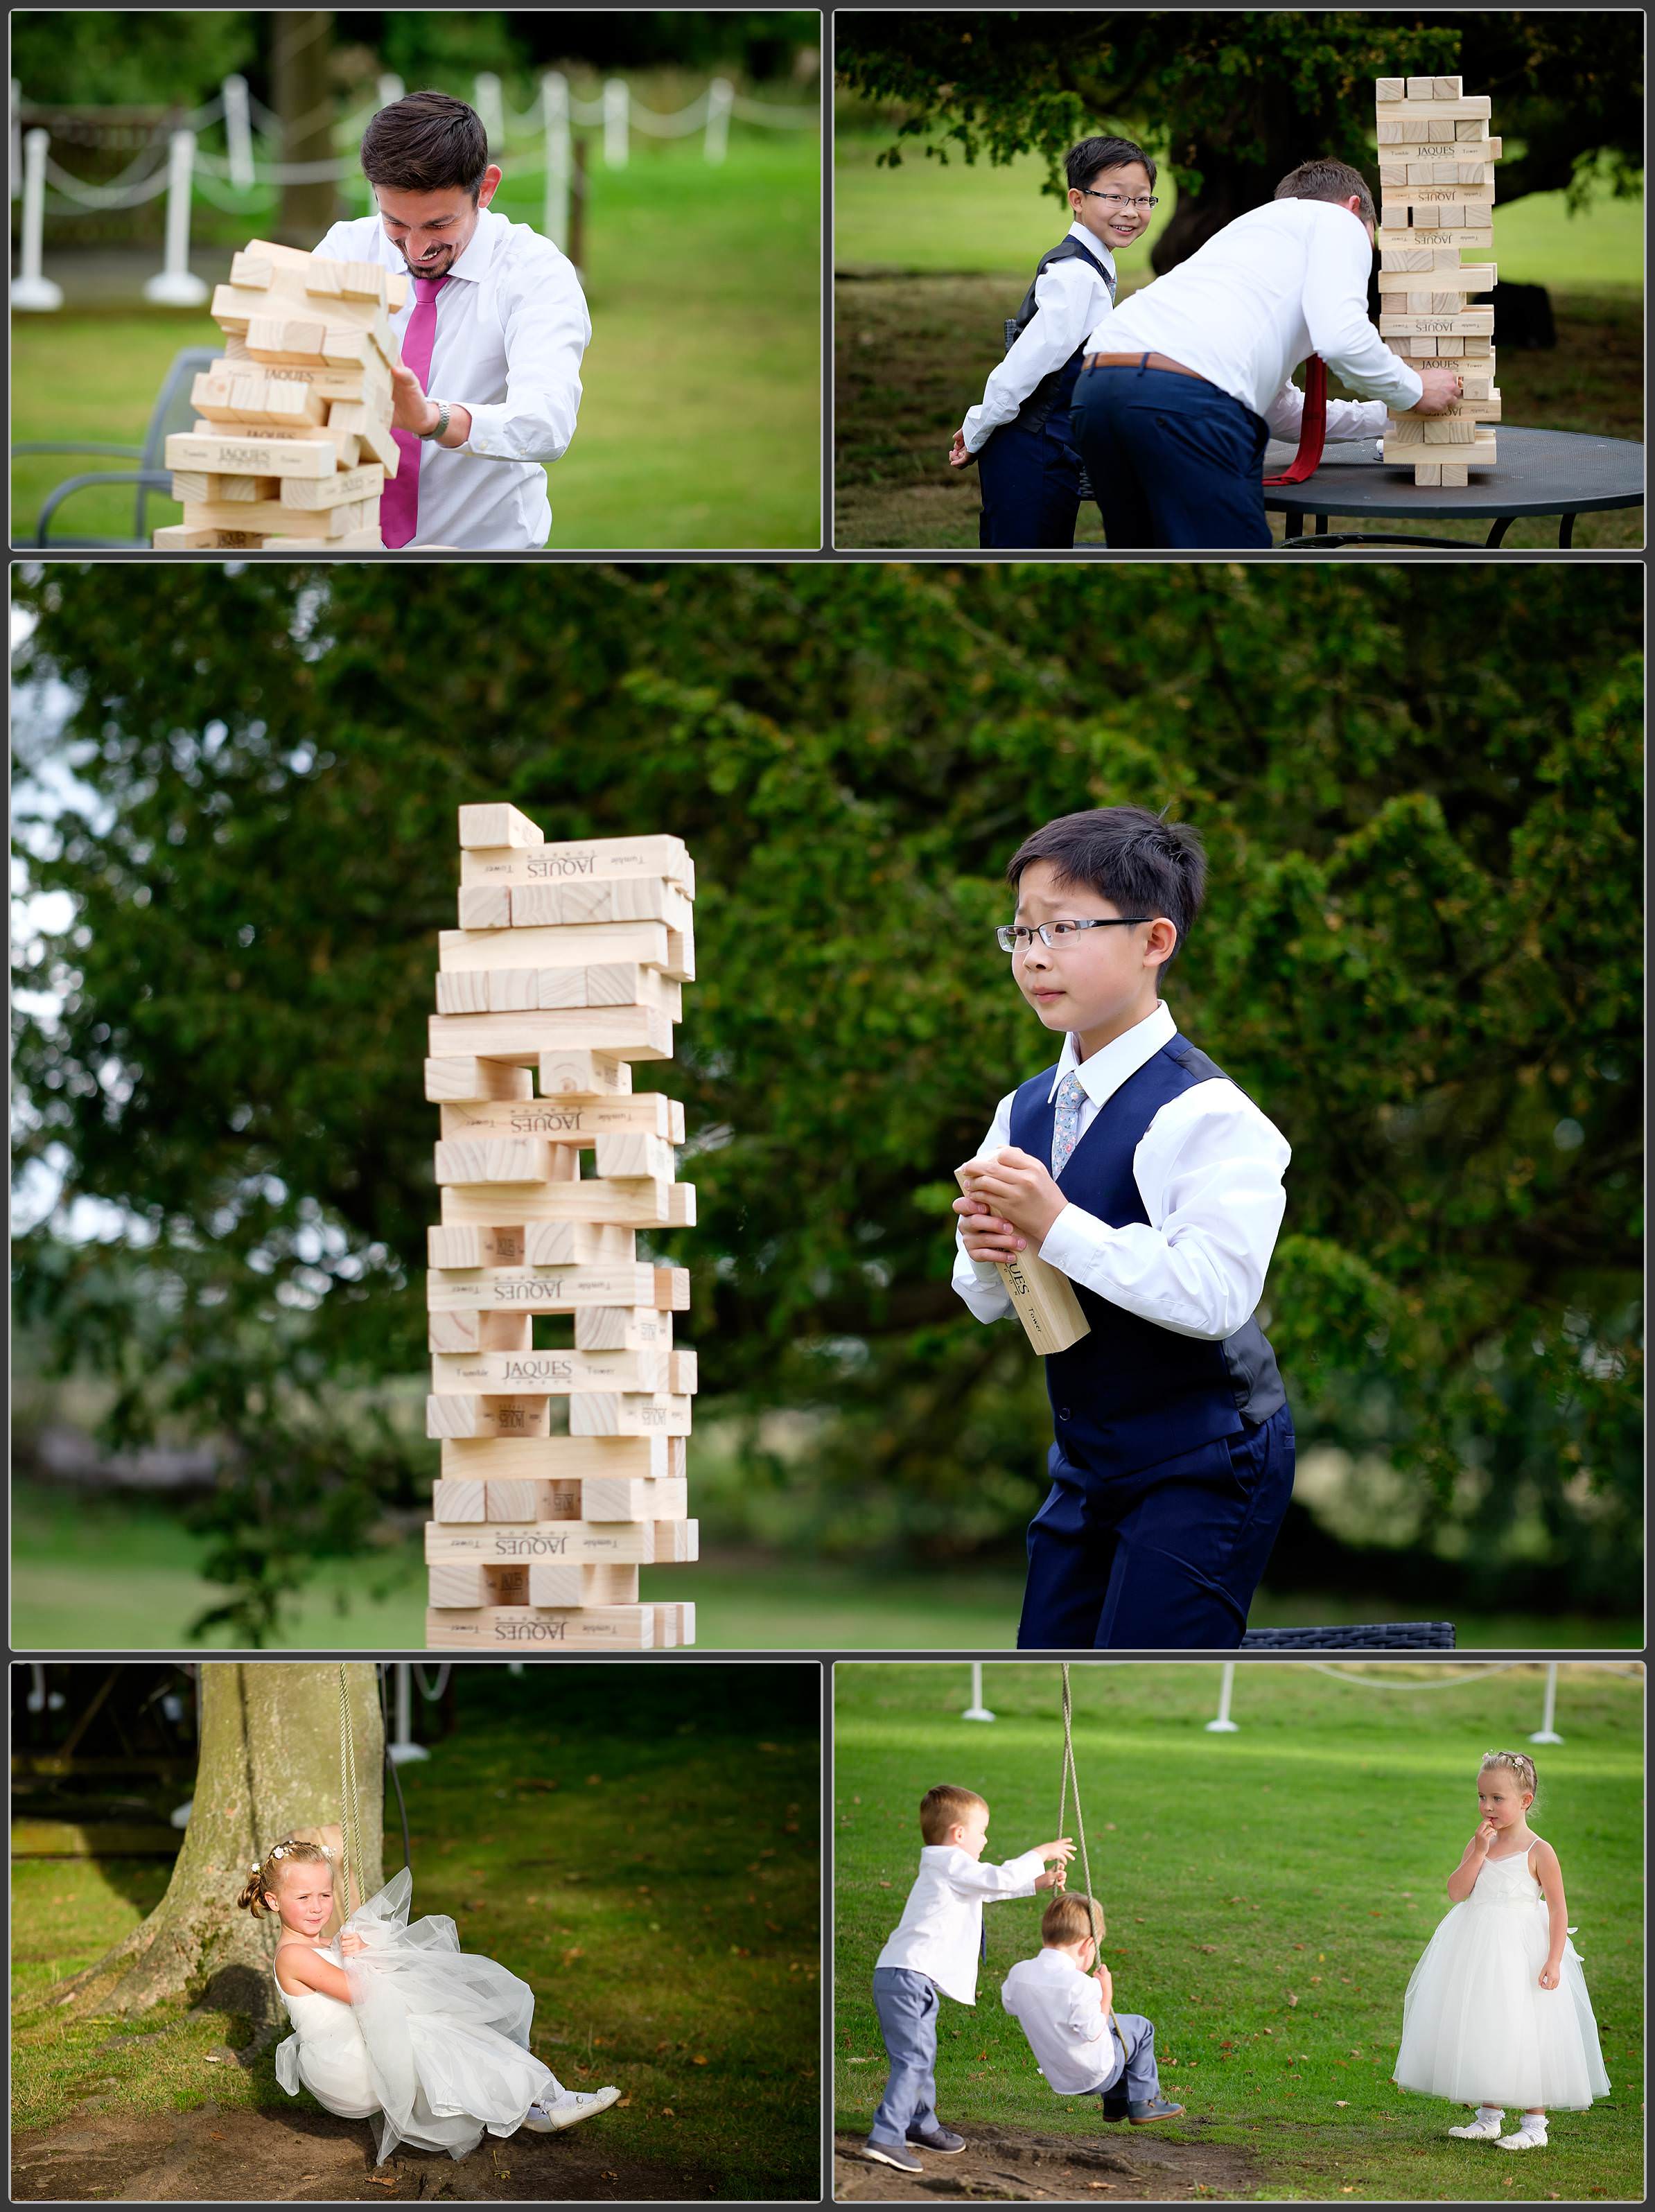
[250,1840,332,1872]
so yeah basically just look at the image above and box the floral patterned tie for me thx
[1051,1070,1087,1178]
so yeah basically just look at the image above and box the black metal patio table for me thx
[1262,424,1644,548]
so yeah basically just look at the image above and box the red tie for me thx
[1263,353,1327,486]
[382,272,450,548]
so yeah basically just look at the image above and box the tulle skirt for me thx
[275,1869,561,2161]
[1395,1899,1611,2112]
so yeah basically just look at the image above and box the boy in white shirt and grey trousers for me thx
[1001,1890,1184,2124]
[864,1785,1074,2174]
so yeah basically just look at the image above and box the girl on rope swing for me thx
[240,1838,620,2161]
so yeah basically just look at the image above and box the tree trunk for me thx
[270,10,340,246]
[37,1663,383,2024]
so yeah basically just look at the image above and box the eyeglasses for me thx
[1083,191,1159,212]
[996,919,1149,952]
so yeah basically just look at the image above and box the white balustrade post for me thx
[376,74,405,111]
[705,77,734,164]
[142,129,209,305]
[962,1662,995,1722]
[13,129,63,309]
[602,78,629,166]
[1530,1660,1564,1744]
[11,80,23,200]
[1205,1660,1240,1732]
[387,1661,430,1764]
[473,71,505,153]
[222,73,254,189]
[541,71,570,249]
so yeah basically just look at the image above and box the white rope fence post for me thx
[1530,1660,1564,1744]
[387,1661,432,1764]
[13,128,63,309]
[541,70,571,250]
[222,73,254,190]
[1205,1660,1240,1732]
[602,77,629,167]
[142,128,208,305]
[704,77,735,164]
[963,1662,995,1722]
[473,71,505,155]
[11,79,23,201]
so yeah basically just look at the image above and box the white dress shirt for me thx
[1083,198,1421,440]
[961,224,1116,454]
[1001,1949,1121,2094]
[313,208,590,550]
[954,999,1290,1343]
[875,1843,1051,2005]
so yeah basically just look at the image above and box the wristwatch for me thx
[419,401,452,443]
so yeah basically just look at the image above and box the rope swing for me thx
[1056,1664,1103,1960]
[338,1662,366,1920]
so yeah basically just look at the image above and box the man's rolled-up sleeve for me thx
[461,243,591,464]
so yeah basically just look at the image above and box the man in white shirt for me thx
[954,804,1296,1649]
[866,1784,1073,2173]
[947,137,1155,549]
[315,90,590,550]
[1068,157,1464,547]
[1002,1892,1183,2123]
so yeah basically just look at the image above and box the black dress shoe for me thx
[1099,2098,1129,2121]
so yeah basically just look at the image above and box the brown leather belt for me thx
[1080,351,1211,383]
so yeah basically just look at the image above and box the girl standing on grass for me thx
[240,1838,619,2161]
[1394,1751,1609,2151]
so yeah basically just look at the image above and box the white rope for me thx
[1056,1664,1103,1958]
[412,1664,451,1701]
[338,1663,365,1920]
[42,155,174,207]
[630,94,712,137]
[1301,1660,1526,1691]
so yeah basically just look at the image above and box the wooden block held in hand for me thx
[955,1166,1090,1354]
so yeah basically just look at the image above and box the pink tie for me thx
[381,272,449,548]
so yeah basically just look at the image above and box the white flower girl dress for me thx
[1395,1839,1610,2111]
[274,1868,618,2159]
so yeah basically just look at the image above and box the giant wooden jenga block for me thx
[1373,76,1502,488]
[152,240,403,551]
[954,1164,1089,1354]
[423,804,699,1651]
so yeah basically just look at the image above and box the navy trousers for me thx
[868,1967,940,2146]
[977,419,1090,549]
[1018,1401,1296,1650]
[1069,362,1272,550]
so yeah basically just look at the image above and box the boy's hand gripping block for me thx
[955,1167,1091,1355]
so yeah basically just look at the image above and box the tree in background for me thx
[12,565,1642,1637]
[836,11,1647,269]
[30,1664,383,2019]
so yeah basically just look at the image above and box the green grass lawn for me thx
[12,1664,820,2198]
[833,125,1644,550]
[834,1662,1644,2202]
[10,1480,1640,1653]
[10,130,821,550]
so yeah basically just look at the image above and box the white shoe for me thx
[525,2087,621,2132]
[1447,2116,1505,2140]
[1496,2125,1548,2150]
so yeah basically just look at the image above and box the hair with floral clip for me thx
[1480,1748,1539,1800]
[235,1834,335,1919]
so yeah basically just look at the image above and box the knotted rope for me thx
[338,1663,366,1920]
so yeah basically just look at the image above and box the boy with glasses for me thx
[949,138,1157,550]
[952,805,1296,1650]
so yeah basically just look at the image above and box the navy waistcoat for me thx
[1007,1035,1286,1476]
[999,234,1116,438]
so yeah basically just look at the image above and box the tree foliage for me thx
[836,12,1647,267]
[11,563,1643,1633]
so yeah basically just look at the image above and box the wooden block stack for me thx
[153,239,403,550]
[423,802,699,1650]
[1374,74,1501,487]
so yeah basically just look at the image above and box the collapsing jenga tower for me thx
[154,239,402,550]
[1374,75,1501,487]
[423,804,699,1649]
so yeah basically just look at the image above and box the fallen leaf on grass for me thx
[1287,1994,1299,2007]
[1335,2100,1349,2109]
[692,2055,709,2066]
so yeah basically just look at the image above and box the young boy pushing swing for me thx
[953,805,1296,1650]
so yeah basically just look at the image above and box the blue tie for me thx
[1051,1070,1087,1178]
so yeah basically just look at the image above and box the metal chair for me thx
[13,345,220,548]
[1241,1622,1456,1650]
